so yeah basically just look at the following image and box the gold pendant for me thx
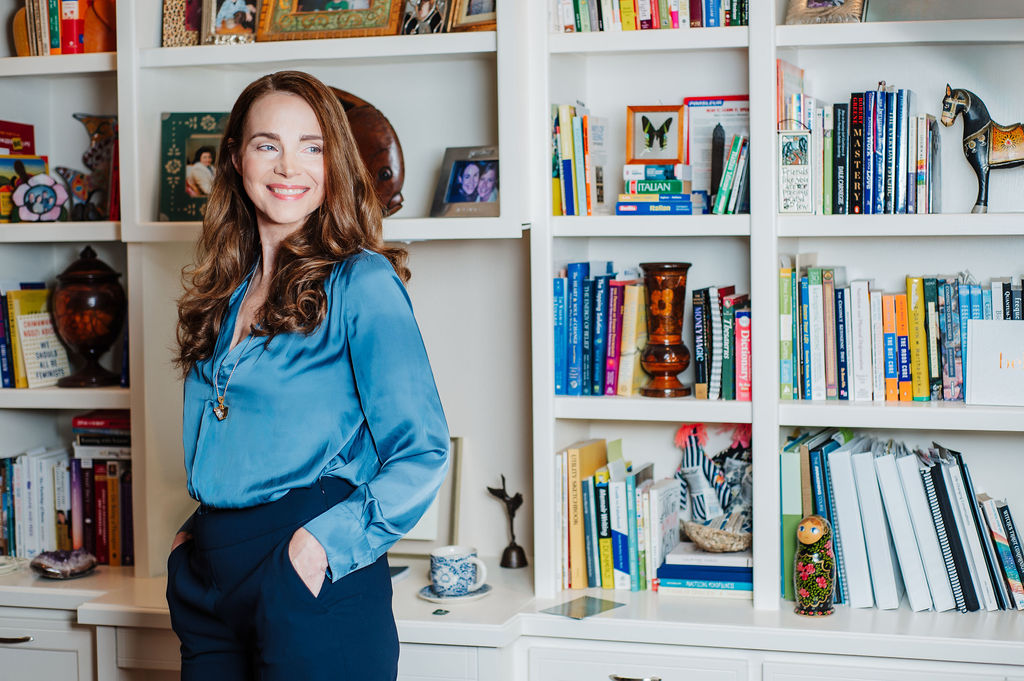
[213,398,228,421]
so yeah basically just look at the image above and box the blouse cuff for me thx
[303,499,375,582]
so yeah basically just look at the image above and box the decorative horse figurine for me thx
[941,85,1024,213]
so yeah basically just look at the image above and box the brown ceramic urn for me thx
[52,245,126,387]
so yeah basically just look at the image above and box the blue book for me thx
[703,0,721,26]
[657,577,752,590]
[897,315,912,393]
[572,115,588,216]
[566,262,589,396]
[835,287,850,400]
[581,477,599,588]
[615,202,693,215]
[884,89,896,214]
[863,91,875,214]
[656,563,753,580]
[884,302,898,393]
[818,440,846,605]
[581,278,594,396]
[624,164,678,180]
[969,284,982,321]
[873,86,886,215]
[0,290,12,388]
[895,89,912,214]
[591,275,611,396]
[800,276,812,400]
[957,281,970,394]
[553,277,567,395]
[982,288,993,320]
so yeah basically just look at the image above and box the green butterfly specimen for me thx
[641,115,672,152]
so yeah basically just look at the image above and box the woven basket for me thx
[684,521,752,553]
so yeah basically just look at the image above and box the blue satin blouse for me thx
[182,249,449,582]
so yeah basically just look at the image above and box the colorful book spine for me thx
[93,461,108,564]
[822,108,833,216]
[833,103,849,214]
[872,86,886,215]
[906,276,930,401]
[581,476,598,587]
[557,104,577,215]
[572,115,589,216]
[882,294,898,401]
[566,262,588,396]
[821,269,838,400]
[780,267,794,400]
[862,91,874,213]
[834,287,850,400]
[625,179,686,194]
[615,202,693,215]
[883,88,896,214]
[957,280,970,395]
[800,276,812,400]
[712,135,744,215]
[692,288,708,399]
[849,93,865,214]
[609,475,630,589]
[923,277,943,400]
[894,293,912,402]
[594,469,614,589]
[735,307,752,401]
[604,282,626,395]
[591,275,611,395]
[581,279,594,395]
[553,277,567,395]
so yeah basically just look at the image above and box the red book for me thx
[0,120,35,156]
[72,409,130,431]
[603,280,635,395]
[61,17,84,54]
[688,0,702,26]
[107,136,120,221]
[93,461,109,564]
[735,307,752,401]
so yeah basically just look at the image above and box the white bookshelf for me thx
[779,401,1024,433]
[552,215,750,237]
[777,213,1024,237]
[0,386,130,410]
[0,221,121,243]
[0,51,116,76]
[555,396,752,423]
[776,18,1024,48]
[548,25,748,54]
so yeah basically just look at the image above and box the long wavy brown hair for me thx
[175,70,409,376]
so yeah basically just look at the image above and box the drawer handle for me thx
[609,676,661,681]
[0,636,33,644]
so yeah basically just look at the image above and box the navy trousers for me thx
[166,477,399,681]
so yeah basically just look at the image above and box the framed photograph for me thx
[389,437,462,557]
[784,0,867,25]
[430,146,499,218]
[201,0,257,44]
[447,0,495,32]
[162,0,202,47]
[401,0,450,34]
[626,105,684,165]
[256,0,403,41]
[159,112,229,222]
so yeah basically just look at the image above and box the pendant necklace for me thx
[212,335,253,421]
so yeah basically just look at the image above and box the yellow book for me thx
[564,438,607,589]
[557,104,577,215]
[106,460,121,567]
[616,283,649,396]
[619,0,637,29]
[6,288,50,389]
[593,467,615,589]
[905,276,930,401]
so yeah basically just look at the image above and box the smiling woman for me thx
[170,71,450,681]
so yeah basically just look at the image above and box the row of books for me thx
[553,262,649,396]
[551,104,609,217]
[692,285,751,401]
[1,410,134,566]
[781,429,1024,612]
[777,63,942,215]
[552,0,750,32]
[0,284,71,389]
[615,174,695,216]
[655,540,752,598]
[709,133,749,215]
[555,437,682,592]
[19,0,88,56]
[779,256,1024,402]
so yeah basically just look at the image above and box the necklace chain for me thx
[212,335,253,421]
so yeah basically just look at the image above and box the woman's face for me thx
[199,151,214,166]
[234,91,326,237]
[459,163,479,196]
[476,168,496,200]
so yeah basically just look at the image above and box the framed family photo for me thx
[626,104,684,165]
[784,0,867,24]
[448,0,495,32]
[159,112,229,222]
[401,0,450,34]
[430,146,499,218]
[256,0,403,41]
[201,0,258,44]
[389,437,462,556]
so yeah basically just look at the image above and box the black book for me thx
[581,279,594,395]
[1002,280,1013,319]
[832,103,848,214]
[849,93,865,214]
[930,460,980,611]
[692,288,708,399]
[1012,284,1022,320]
[919,458,967,612]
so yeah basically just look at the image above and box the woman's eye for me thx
[256,143,276,152]
[305,145,322,154]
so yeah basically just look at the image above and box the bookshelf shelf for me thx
[778,400,1024,433]
[553,215,751,237]
[121,217,524,243]
[775,19,1024,48]
[555,396,752,423]
[548,26,748,54]
[0,221,120,244]
[0,386,130,410]
[776,213,1024,238]
[139,32,496,69]
[0,52,116,77]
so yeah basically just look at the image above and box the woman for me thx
[449,161,479,202]
[475,164,497,202]
[184,146,216,197]
[169,70,449,680]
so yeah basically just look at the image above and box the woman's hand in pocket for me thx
[170,531,192,553]
[288,527,328,597]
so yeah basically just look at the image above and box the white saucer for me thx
[417,583,492,603]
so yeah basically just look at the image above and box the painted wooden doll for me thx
[794,514,835,616]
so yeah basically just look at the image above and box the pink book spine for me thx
[736,308,752,401]
[604,282,627,395]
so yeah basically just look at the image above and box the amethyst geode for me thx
[30,549,98,579]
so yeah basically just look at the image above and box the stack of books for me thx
[779,257,1024,402]
[552,0,750,32]
[710,133,749,215]
[692,285,750,401]
[616,164,693,216]
[551,104,609,216]
[1,283,71,389]
[16,0,86,56]
[555,438,682,592]
[655,541,752,598]
[0,409,134,566]
[781,429,1024,612]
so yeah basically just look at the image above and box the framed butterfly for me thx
[626,105,683,164]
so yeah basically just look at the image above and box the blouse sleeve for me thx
[303,253,450,582]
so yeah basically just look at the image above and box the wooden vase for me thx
[52,246,126,387]
[639,262,692,398]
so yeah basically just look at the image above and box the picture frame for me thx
[784,0,867,25]
[447,0,495,32]
[400,0,450,34]
[777,130,813,214]
[201,0,257,45]
[161,0,201,47]
[256,0,403,42]
[626,105,685,165]
[158,112,229,222]
[389,437,463,557]
[430,146,500,218]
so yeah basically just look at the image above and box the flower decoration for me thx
[12,174,68,222]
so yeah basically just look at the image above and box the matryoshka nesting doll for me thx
[794,514,835,616]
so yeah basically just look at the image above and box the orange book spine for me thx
[106,460,121,567]
[882,294,898,402]
[894,294,913,402]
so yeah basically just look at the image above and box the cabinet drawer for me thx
[0,616,94,681]
[399,643,478,681]
[763,660,1012,681]
[530,642,748,681]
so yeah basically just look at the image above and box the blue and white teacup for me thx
[429,545,487,597]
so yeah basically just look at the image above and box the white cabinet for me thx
[399,643,479,681]
[528,640,748,681]
[0,609,95,681]
[763,658,1017,681]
